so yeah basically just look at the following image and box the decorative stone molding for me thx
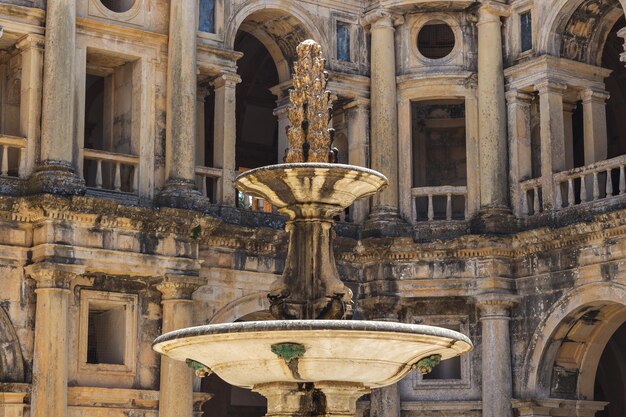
[156,275,204,300]
[25,263,83,289]
[362,8,404,30]
[580,88,610,104]
[475,293,520,319]
[211,72,241,89]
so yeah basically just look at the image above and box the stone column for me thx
[581,88,609,165]
[536,80,567,210]
[476,295,517,417]
[474,1,512,231]
[195,86,209,192]
[562,100,576,170]
[16,34,44,178]
[274,103,290,163]
[30,0,85,194]
[344,98,370,223]
[26,264,79,417]
[363,9,407,231]
[157,276,201,417]
[157,0,207,210]
[506,90,533,217]
[212,72,240,206]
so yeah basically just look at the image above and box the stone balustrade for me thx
[520,154,626,216]
[520,177,543,216]
[83,149,139,193]
[411,185,467,222]
[554,153,626,209]
[195,165,223,201]
[0,135,27,178]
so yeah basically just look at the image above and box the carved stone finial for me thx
[284,39,334,163]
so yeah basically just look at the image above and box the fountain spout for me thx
[236,40,387,320]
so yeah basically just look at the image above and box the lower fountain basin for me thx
[153,320,472,389]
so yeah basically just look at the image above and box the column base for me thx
[156,179,210,212]
[362,207,413,238]
[27,160,86,196]
[470,207,518,235]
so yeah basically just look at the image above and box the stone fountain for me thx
[153,40,472,417]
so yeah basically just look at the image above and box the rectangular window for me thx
[79,290,137,374]
[520,11,532,52]
[336,22,351,62]
[199,0,215,33]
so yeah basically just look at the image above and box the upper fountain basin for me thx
[152,320,472,389]
[235,163,388,219]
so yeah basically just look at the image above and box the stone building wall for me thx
[0,1,625,417]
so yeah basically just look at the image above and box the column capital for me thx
[16,33,45,52]
[363,8,404,29]
[273,103,290,118]
[505,89,533,105]
[343,97,370,110]
[156,274,203,300]
[25,263,83,289]
[197,84,212,101]
[580,88,610,104]
[535,80,568,95]
[562,100,578,113]
[475,293,519,319]
[212,72,241,89]
[478,1,511,24]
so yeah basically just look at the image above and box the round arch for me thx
[208,292,270,324]
[0,306,24,382]
[521,282,626,399]
[224,1,328,82]
[538,0,624,65]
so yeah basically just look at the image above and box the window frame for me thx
[78,290,138,375]
[411,315,471,389]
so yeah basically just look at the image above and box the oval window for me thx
[100,0,135,13]
[417,21,455,60]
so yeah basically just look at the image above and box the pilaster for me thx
[506,90,533,217]
[26,263,82,417]
[29,0,85,195]
[16,34,44,178]
[344,98,370,223]
[536,80,567,210]
[157,275,203,417]
[362,9,408,233]
[212,72,241,206]
[158,0,208,211]
[473,1,514,233]
[475,293,518,417]
[580,88,609,165]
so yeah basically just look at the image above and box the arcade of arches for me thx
[0,1,626,417]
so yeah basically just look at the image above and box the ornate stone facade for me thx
[0,1,625,417]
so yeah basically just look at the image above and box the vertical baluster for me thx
[580,175,587,202]
[114,162,121,191]
[533,186,540,214]
[592,171,599,200]
[411,194,417,223]
[464,194,468,220]
[620,165,625,195]
[446,193,452,220]
[1,145,8,176]
[568,178,575,207]
[606,168,613,197]
[201,176,208,197]
[18,146,26,178]
[521,188,529,216]
[95,159,103,188]
[132,164,139,193]
[555,181,562,210]
[427,194,434,221]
